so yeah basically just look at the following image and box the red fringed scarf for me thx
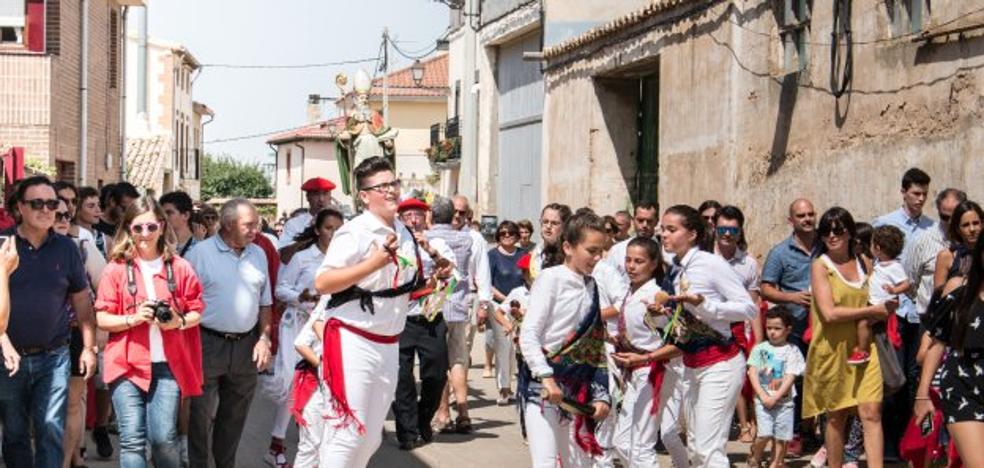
[290,364,319,427]
[570,384,604,456]
[321,318,400,435]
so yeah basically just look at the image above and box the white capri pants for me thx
[294,387,326,467]
[318,328,399,468]
[613,362,687,468]
[485,316,515,391]
[685,353,746,468]
[525,402,598,468]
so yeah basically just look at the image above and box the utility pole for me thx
[382,28,389,127]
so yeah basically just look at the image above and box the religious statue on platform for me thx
[334,69,398,194]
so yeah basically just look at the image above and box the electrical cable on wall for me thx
[830,0,853,98]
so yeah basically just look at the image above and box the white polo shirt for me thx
[317,211,419,335]
[185,235,273,334]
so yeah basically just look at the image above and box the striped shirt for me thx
[902,224,947,316]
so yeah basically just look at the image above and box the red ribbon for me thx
[290,365,319,427]
[647,360,667,415]
[321,318,400,435]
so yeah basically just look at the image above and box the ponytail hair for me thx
[664,204,709,252]
[627,236,666,284]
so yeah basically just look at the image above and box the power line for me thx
[204,125,313,144]
[199,57,379,70]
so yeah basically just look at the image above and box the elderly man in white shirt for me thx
[185,199,273,468]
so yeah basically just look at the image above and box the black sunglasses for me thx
[55,212,72,222]
[822,227,847,237]
[22,198,61,211]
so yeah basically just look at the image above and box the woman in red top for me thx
[94,197,204,468]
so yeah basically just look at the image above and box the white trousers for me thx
[525,402,596,468]
[486,317,514,390]
[293,387,326,468]
[613,363,688,468]
[592,344,620,468]
[684,353,745,468]
[318,328,399,468]
[660,363,689,468]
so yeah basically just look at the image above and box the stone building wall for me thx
[543,0,984,255]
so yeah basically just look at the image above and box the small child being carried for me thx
[851,225,910,365]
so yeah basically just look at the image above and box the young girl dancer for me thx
[519,212,612,468]
[610,237,687,467]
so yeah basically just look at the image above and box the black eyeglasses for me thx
[55,212,72,222]
[360,179,401,193]
[22,198,60,211]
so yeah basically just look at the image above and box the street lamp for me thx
[411,60,425,87]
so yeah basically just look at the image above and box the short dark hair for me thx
[871,225,905,259]
[574,207,595,217]
[517,219,534,235]
[159,191,194,214]
[562,211,606,248]
[53,181,78,199]
[713,205,748,251]
[495,220,520,242]
[99,184,116,210]
[77,186,100,203]
[111,182,140,206]
[765,305,793,327]
[901,167,931,190]
[635,201,658,215]
[13,176,54,206]
[354,156,394,190]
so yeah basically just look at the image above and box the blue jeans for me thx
[111,363,181,468]
[0,345,70,468]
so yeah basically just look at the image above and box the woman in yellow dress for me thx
[803,207,896,468]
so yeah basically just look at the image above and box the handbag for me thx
[873,321,906,395]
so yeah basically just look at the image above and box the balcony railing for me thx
[430,123,441,146]
[445,116,460,139]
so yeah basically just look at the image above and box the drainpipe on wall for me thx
[295,142,306,209]
[79,0,89,185]
[119,6,128,181]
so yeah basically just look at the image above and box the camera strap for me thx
[125,258,177,299]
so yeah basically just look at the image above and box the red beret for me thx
[398,198,429,213]
[516,253,532,271]
[301,177,336,192]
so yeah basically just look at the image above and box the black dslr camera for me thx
[152,301,173,323]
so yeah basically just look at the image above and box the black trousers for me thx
[391,315,449,443]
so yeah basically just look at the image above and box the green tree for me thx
[200,153,273,201]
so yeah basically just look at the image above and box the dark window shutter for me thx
[109,9,118,88]
[45,0,59,55]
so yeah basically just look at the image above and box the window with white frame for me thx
[0,0,25,45]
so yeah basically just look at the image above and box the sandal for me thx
[739,424,754,443]
[455,416,473,434]
[432,418,456,434]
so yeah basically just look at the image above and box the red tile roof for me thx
[368,53,448,99]
[266,117,345,145]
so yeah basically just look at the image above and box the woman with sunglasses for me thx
[802,207,893,468]
[54,197,108,468]
[94,197,204,468]
[602,215,620,255]
[486,220,525,404]
[712,205,763,445]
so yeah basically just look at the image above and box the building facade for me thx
[0,0,139,186]
[540,0,984,253]
[124,7,209,199]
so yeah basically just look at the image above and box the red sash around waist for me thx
[321,318,400,434]
[683,341,741,369]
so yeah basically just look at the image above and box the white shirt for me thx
[276,244,326,323]
[618,279,667,351]
[407,238,455,318]
[724,250,761,292]
[279,211,313,249]
[604,238,633,287]
[466,228,493,302]
[294,306,326,358]
[673,247,757,338]
[138,257,166,363]
[520,265,597,378]
[869,259,908,305]
[594,260,628,336]
[902,225,948,314]
[498,285,530,321]
[317,211,419,335]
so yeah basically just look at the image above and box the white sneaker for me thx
[265,448,290,468]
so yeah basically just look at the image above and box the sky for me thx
[147,0,450,165]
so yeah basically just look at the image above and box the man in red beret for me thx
[278,177,337,248]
